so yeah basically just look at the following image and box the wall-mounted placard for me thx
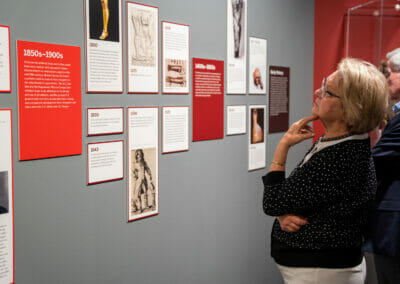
[87,140,124,185]
[162,21,189,94]
[226,105,246,135]
[249,37,267,94]
[85,0,123,93]
[87,107,123,136]
[17,40,82,160]
[127,2,159,94]
[248,105,266,171]
[227,0,247,94]
[192,58,224,141]
[0,109,14,284]
[162,106,189,154]
[0,26,11,93]
[127,107,159,221]
[269,66,289,133]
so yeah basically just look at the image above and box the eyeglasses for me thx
[319,77,341,99]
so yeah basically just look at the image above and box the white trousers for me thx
[276,258,366,284]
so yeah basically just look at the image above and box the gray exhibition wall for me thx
[0,0,314,283]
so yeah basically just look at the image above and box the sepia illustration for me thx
[129,7,156,67]
[0,171,9,214]
[165,59,187,87]
[251,108,264,144]
[231,0,245,58]
[130,148,157,216]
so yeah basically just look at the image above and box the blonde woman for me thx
[263,58,388,284]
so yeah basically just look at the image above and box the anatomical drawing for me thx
[129,7,156,67]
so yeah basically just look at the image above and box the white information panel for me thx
[127,2,159,93]
[85,0,123,92]
[249,37,267,94]
[227,105,246,135]
[162,106,189,153]
[248,105,266,171]
[0,26,11,92]
[227,0,247,94]
[87,107,123,136]
[87,140,124,185]
[162,22,190,94]
[127,107,159,221]
[0,109,14,284]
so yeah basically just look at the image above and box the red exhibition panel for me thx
[192,58,224,141]
[17,41,82,160]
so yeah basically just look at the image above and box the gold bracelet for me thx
[271,160,285,167]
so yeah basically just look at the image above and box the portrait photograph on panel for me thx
[250,108,264,144]
[0,171,9,214]
[129,148,157,217]
[89,0,120,42]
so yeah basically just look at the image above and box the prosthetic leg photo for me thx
[99,0,109,40]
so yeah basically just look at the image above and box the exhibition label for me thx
[17,40,82,160]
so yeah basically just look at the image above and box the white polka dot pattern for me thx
[263,138,376,250]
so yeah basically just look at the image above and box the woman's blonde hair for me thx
[336,58,388,133]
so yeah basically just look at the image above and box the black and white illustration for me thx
[129,6,156,66]
[127,2,158,93]
[127,107,159,221]
[227,0,247,94]
[231,0,245,58]
[130,148,157,216]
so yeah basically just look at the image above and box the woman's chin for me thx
[311,107,318,117]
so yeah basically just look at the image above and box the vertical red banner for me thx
[17,41,82,160]
[192,58,224,141]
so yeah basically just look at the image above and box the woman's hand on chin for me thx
[281,115,317,147]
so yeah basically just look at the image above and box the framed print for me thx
[0,109,14,284]
[17,40,82,160]
[85,0,123,93]
[127,2,159,94]
[248,105,266,171]
[87,107,124,136]
[227,0,247,94]
[0,26,11,93]
[226,105,246,135]
[162,21,189,94]
[269,66,290,133]
[192,58,224,141]
[127,107,159,221]
[162,106,189,153]
[249,37,267,94]
[87,140,124,185]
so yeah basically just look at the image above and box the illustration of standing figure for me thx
[231,0,244,58]
[132,149,155,214]
[99,0,109,39]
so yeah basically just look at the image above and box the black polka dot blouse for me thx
[262,137,376,268]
